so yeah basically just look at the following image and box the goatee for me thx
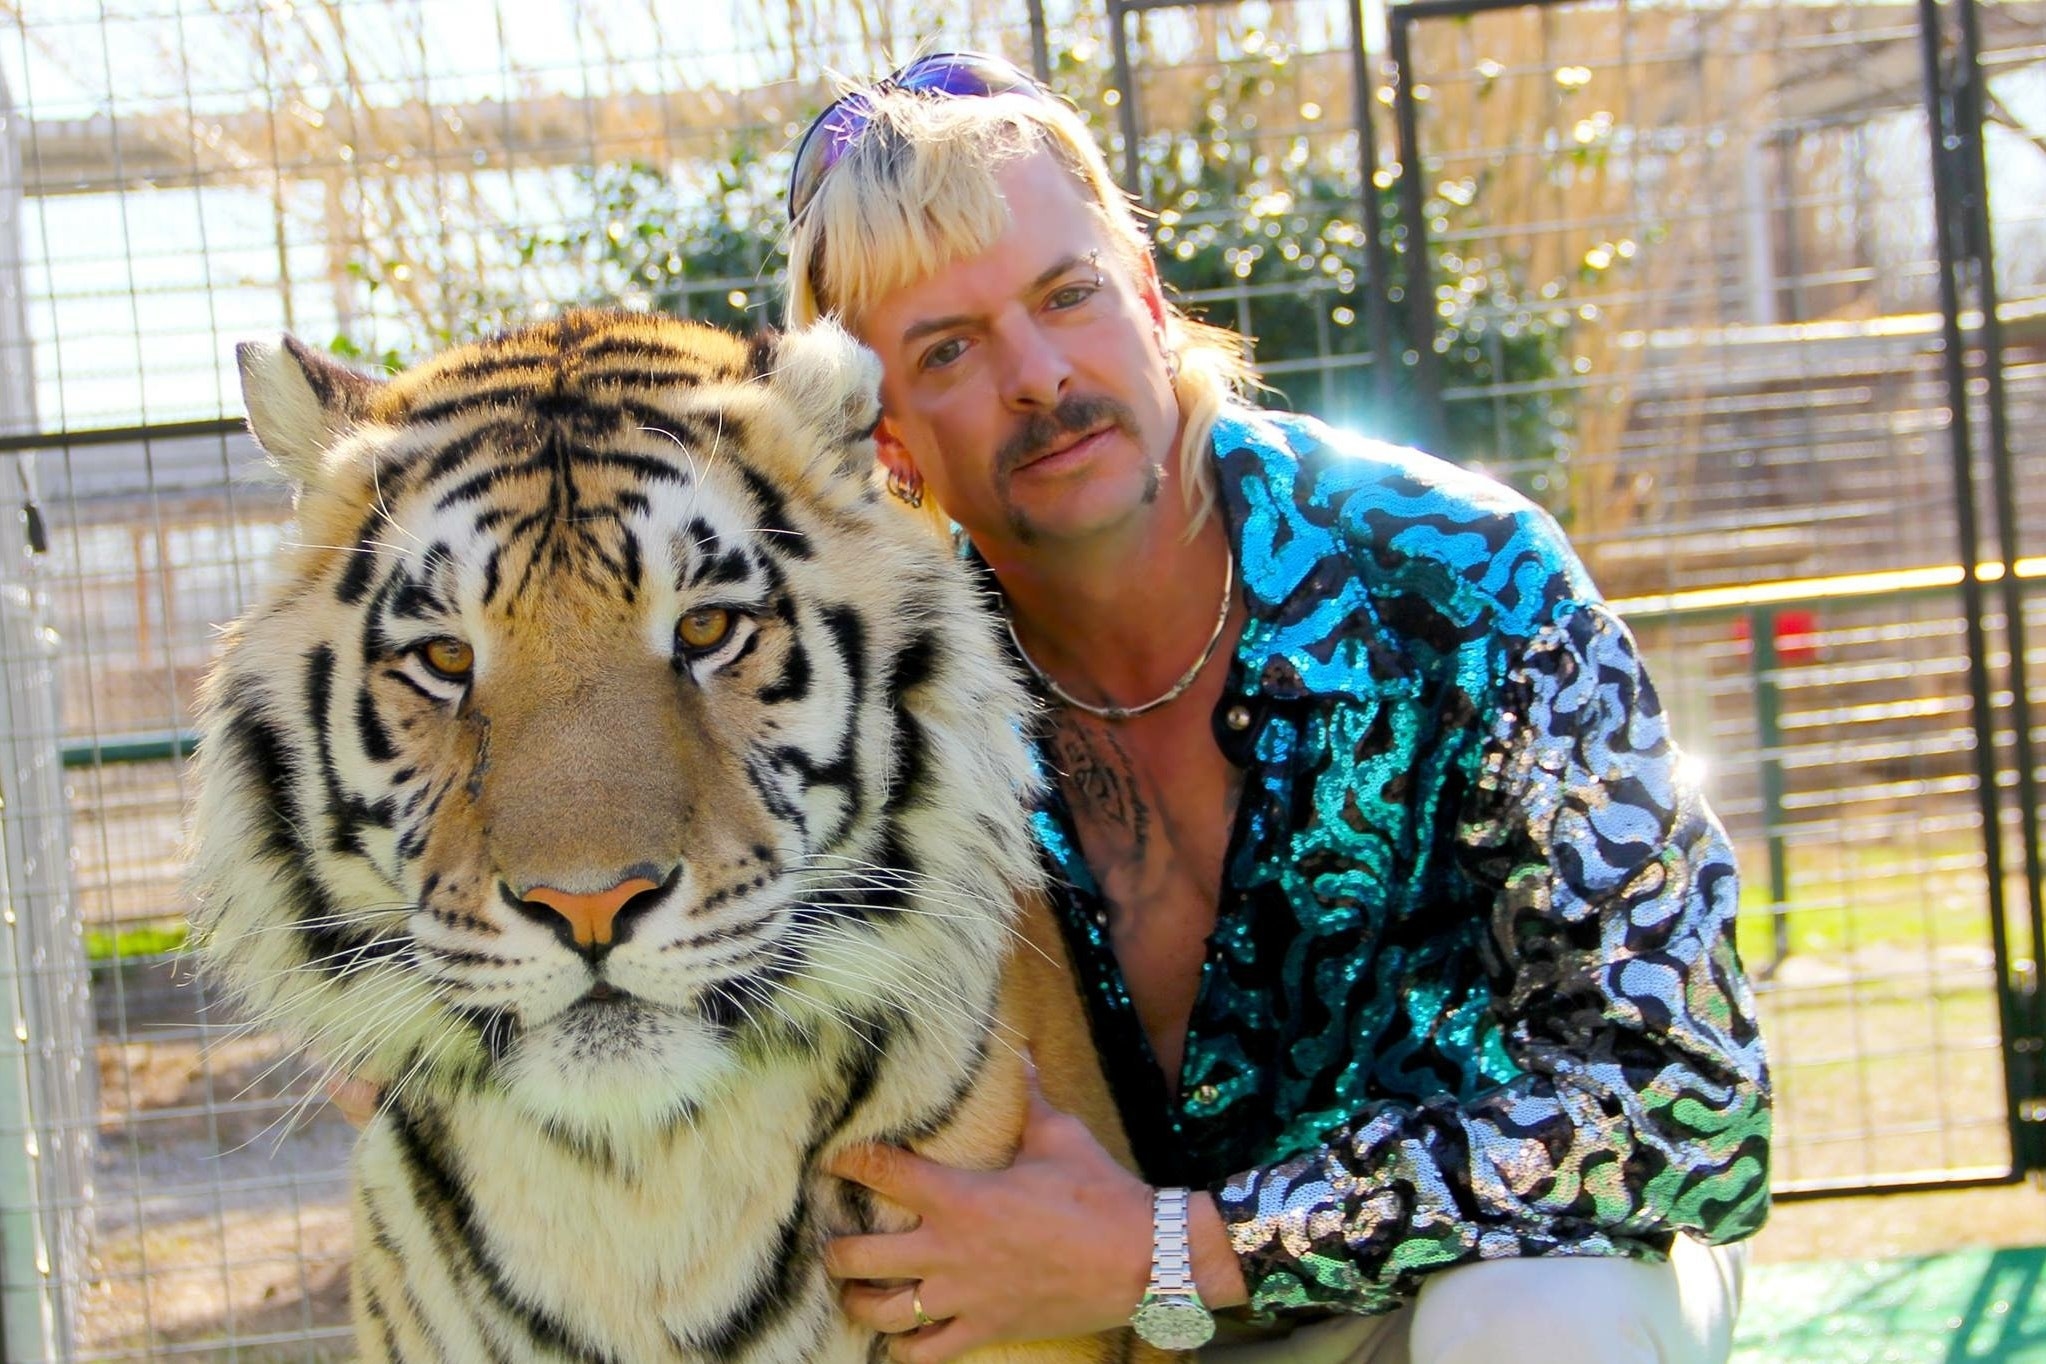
[995,394,1148,543]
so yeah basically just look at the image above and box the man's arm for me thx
[1215,600,1772,1316]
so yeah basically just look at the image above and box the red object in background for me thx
[1731,609,1820,665]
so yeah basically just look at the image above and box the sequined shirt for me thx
[1029,408,1772,1316]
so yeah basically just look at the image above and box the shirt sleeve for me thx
[1214,600,1773,1316]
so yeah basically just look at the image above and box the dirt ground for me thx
[79,1032,356,1361]
[1754,1182,2046,1265]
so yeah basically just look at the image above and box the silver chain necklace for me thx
[1005,547,1236,722]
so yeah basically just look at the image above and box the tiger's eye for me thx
[420,637,474,680]
[676,608,734,653]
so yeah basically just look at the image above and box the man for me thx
[785,53,1770,1364]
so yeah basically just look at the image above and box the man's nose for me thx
[995,319,1072,409]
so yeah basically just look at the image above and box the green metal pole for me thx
[1752,607,1792,970]
[58,733,196,769]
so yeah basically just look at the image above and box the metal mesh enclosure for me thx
[1,57,95,1364]
[0,0,2040,1358]
[1384,0,2046,1195]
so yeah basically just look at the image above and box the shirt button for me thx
[1224,705,1253,731]
[1192,1083,1219,1105]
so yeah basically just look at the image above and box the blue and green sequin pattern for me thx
[1030,409,1771,1316]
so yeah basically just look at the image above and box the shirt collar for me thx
[1209,407,1412,707]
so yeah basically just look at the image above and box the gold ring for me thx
[911,1285,936,1330]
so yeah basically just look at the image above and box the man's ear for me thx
[235,335,379,490]
[870,414,950,531]
[872,416,918,487]
[1134,250,1169,330]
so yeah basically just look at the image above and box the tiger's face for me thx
[191,313,1039,1145]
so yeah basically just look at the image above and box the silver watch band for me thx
[1148,1186,1196,1294]
[1131,1185,1215,1350]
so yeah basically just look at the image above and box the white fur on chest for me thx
[352,1016,986,1364]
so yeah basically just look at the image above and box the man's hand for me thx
[825,1071,1155,1363]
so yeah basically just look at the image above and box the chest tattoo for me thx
[1049,720,1151,861]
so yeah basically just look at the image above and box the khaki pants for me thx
[1203,1235,1749,1364]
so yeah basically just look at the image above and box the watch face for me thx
[1132,1296,1216,1351]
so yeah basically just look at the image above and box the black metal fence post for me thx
[1101,0,1401,425]
[1949,0,2046,1178]
[1386,8,1446,455]
[1917,0,2039,1181]
[1342,0,1400,417]
[1106,0,1144,198]
[1026,0,1051,84]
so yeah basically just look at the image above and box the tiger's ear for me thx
[235,335,380,488]
[750,321,884,488]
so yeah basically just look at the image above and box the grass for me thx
[85,920,189,963]
[1731,833,2007,964]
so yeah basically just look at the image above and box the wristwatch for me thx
[1128,1186,1216,1350]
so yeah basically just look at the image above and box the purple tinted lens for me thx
[894,53,1030,97]
[787,52,1041,219]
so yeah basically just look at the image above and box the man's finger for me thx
[826,1142,953,1209]
[823,1229,935,1282]
[838,1280,927,1335]
[1016,1054,1088,1157]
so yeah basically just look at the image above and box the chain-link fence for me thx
[0,0,2042,1358]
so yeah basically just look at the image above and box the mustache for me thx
[995,396,1140,475]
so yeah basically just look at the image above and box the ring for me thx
[911,1285,936,1330]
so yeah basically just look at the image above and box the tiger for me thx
[187,310,1167,1364]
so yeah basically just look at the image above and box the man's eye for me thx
[1047,281,1098,310]
[919,337,968,372]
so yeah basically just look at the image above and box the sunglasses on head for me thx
[786,51,1050,222]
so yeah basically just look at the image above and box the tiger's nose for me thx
[518,876,661,952]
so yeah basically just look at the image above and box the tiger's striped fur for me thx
[189,312,1152,1363]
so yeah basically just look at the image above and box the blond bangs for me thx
[787,96,1049,330]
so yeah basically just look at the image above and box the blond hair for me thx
[783,84,1255,534]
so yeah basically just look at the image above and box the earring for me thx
[886,465,925,509]
[1156,326,1182,382]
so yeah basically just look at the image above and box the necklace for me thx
[1005,546,1236,722]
